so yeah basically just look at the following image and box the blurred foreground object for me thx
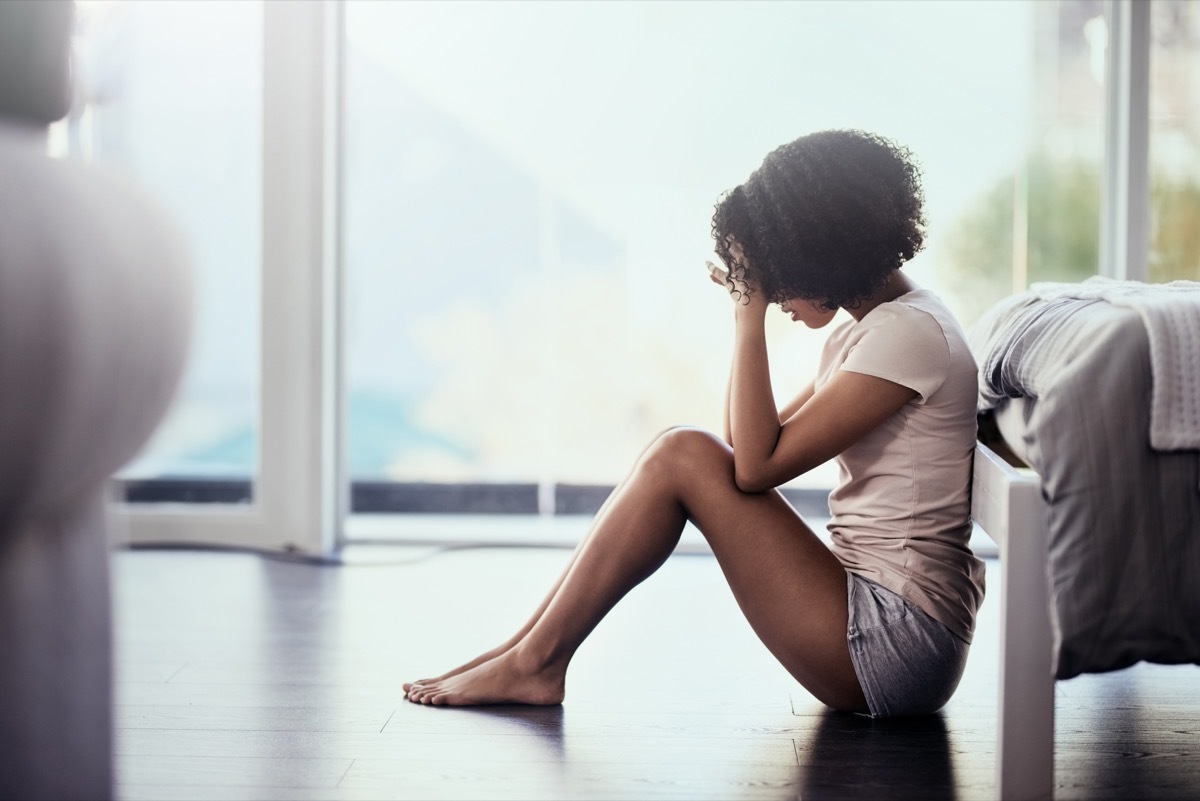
[0,2,192,798]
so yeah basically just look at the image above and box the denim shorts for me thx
[845,572,969,718]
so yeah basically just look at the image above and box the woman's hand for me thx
[707,260,766,314]
[706,259,727,285]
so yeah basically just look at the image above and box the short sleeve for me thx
[840,304,950,403]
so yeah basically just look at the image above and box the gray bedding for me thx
[971,293,1200,679]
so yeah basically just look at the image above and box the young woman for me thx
[404,129,986,718]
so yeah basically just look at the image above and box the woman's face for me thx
[780,297,837,329]
[724,240,837,329]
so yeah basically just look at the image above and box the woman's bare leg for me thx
[402,439,659,692]
[404,427,867,713]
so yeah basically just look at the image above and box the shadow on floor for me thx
[795,709,958,800]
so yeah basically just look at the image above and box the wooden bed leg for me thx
[997,479,1054,800]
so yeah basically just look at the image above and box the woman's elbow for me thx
[733,466,772,494]
[734,456,814,494]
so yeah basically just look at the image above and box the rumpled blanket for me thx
[970,289,1200,679]
[1029,277,1200,450]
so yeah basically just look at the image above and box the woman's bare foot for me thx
[401,642,515,695]
[404,649,565,707]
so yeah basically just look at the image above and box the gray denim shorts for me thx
[845,572,969,718]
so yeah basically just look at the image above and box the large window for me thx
[61,1,1166,548]
[342,0,1104,515]
[1150,0,1200,283]
[940,0,1107,320]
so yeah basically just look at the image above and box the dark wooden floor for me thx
[113,540,1200,800]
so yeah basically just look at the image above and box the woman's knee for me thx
[639,427,732,481]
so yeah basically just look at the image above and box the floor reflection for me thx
[795,709,958,800]
[462,705,569,797]
[473,704,567,761]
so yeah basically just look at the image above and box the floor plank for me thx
[118,755,354,789]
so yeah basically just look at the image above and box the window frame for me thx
[116,1,345,556]
[1101,0,1151,282]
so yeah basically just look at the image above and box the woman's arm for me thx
[777,380,816,424]
[725,371,814,448]
[722,370,733,446]
[715,262,813,447]
[727,299,917,494]
[727,296,779,485]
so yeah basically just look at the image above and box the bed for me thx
[968,280,1200,800]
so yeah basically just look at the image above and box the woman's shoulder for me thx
[873,290,974,354]
[837,289,981,403]
[855,291,952,348]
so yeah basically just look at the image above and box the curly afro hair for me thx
[711,130,926,311]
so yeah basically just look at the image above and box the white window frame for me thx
[1101,0,1151,282]
[117,1,346,557]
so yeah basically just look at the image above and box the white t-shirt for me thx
[815,289,986,643]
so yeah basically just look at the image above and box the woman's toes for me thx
[413,682,441,704]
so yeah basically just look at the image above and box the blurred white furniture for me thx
[0,2,191,798]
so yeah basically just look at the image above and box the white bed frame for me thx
[971,441,1055,801]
